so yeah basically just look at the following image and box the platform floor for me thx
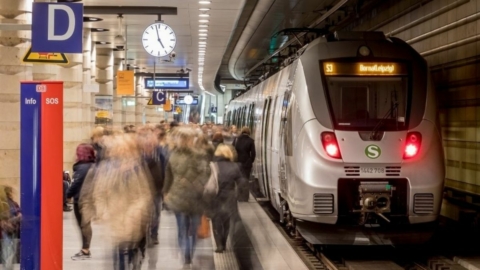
[62,194,307,270]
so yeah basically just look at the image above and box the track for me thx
[256,199,475,270]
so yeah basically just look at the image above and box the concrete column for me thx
[112,51,124,129]
[58,61,83,171]
[82,28,93,139]
[89,42,97,127]
[95,48,113,127]
[0,0,32,194]
[135,76,144,125]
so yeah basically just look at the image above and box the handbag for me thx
[203,162,219,199]
[197,215,211,239]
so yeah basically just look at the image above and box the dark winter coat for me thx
[144,153,164,197]
[210,157,245,215]
[67,161,95,203]
[163,147,211,215]
[233,133,256,169]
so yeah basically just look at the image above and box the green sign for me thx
[365,144,381,159]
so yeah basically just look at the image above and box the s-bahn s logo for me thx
[365,145,381,159]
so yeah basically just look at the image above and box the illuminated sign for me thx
[144,78,189,90]
[323,62,407,76]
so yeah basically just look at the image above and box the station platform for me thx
[62,194,308,270]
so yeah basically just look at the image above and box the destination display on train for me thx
[322,62,408,76]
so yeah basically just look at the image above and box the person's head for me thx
[4,186,13,200]
[241,126,251,136]
[136,126,157,155]
[168,126,196,149]
[214,144,235,161]
[91,126,105,143]
[76,143,96,162]
[170,121,179,129]
[230,125,237,133]
[212,132,224,143]
[195,131,210,148]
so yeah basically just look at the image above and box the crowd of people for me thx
[65,121,256,269]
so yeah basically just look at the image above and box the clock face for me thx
[142,22,177,57]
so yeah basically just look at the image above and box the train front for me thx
[291,32,445,245]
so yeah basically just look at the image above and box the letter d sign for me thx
[32,3,83,53]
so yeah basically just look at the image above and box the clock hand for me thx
[156,25,165,48]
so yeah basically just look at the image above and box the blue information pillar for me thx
[21,81,63,270]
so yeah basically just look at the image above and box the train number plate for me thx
[360,167,385,174]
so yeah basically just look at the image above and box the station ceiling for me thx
[80,0,382,94]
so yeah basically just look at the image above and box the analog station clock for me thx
[142,22,176,57]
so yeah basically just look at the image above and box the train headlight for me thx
[403,132,422,159]
[358,46,371,56]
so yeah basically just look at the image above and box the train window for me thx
[242,106,247,128]
[285,94,295,156]
[249,103,255,135]
[325,77,408,131]
[226,111,231,127]
[233,109,237,126]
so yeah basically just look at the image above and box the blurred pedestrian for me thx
[233,127,256,201]
[136,127,164,246]
[208,144,245,253]
[63,171,72,212]
[0,186,21,270]
[211,132,224,151]
[80,133,154,270]
[163,127,210,269]
[67,143,96,260]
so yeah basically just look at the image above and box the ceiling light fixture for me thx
[199,33,208,37]
[199,14,210,17]
[91,28,109,32]
[199,19,209,23]
[199,1,211,4]
[84,16,103,22]
[114,15,125,50]
[199,41,207,44]
[199,37,207,40]
[199,25,208,28]
[199,29,208,32]
[95,41,111,45]
[199,8,210,11]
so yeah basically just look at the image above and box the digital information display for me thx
[145,78,189,89]
[323,62,408,76]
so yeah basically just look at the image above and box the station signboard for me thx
[144,78,189,90]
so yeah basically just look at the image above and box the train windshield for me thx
[324,76,408,131]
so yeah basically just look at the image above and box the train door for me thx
[279,90,292,195]
[261,97,272,199]
[269,95,281,209]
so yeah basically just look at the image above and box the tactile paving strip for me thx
[210,219,239,270]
